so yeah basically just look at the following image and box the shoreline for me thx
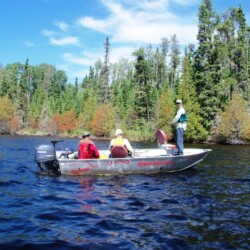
[1,131,249,146]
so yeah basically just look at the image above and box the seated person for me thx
[109,129,133,158]
[78,131,100,159]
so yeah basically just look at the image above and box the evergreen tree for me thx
[233,6,249,100]
[214,10,238,105]
[0,96,15,133]
[100,37,110,104]
[61,84,76,113]
[247,26,250,95]
[194,0,220,131]
[169,34,180,91]
[178,48,208,141]
[160,37,169,88]
[19,59,32,123]
[28,87,47,120]
[214,7,249,103]
[39,100,53,133]
[77,88,98,131]
[154,47,166,89]
[50,70,67,99]
[0,70,9,98]
[2,63,21,101]
[133,48,154,122]
[39,64,56,95]
[157,87,175,138]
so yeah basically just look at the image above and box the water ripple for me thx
[0,136,249,249]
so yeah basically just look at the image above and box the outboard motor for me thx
[35,140,63,175]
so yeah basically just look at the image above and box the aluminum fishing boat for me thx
[34,130,212,176]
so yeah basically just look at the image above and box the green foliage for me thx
[178,49,208,141]
[90,103,116,137]
[216,91,250,143]
[126,119,156,141]
[169,34,181,91]
[77,88,98,131]
[38,100,53,134]
[0,1,249,143]
[0,96,15,133]
[194,0,222,131]
[157,88,175,138]
[0,96,14,120]
[99,37,110,104]
[133,48,155,122]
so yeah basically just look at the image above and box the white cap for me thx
[114,129,123,136]
[176,99,182,104]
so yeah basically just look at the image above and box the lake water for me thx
[0,135,249,250]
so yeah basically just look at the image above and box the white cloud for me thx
[56,0,200,81]
[78,17,111,34]
[24,41,35,47]
[110,46,135,62]
[77,0,198,46]
[62,51,102,66]
[61,46,137,83]
[62,45,135,68]
[170,0,200,7]
[57,64,88,83]
[118,0,199,9]
[54,21,69,31]
[49,36,79,46]
[42,29,56,37]
[42,24,79,47]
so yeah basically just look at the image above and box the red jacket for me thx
[78,142,100,159]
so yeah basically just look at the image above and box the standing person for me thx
[78,131,100,159]
[109,129,133,158]
[171,99,187,155]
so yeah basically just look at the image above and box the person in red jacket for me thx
[78,132,100,159]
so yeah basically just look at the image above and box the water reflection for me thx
[78,178,96,212]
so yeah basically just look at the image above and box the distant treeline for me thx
[0,0,249,144]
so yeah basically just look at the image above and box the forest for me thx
[0,0,250,144]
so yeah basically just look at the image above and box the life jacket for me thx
[178,112,188,123]
[111,137,128,158]
[111,146,128,158]
[112,137,125,146]
[78,143,100,159]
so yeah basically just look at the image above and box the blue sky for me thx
[1,0,249,83]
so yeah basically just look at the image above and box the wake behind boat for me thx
[34,130,212,176]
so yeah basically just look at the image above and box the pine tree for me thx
[100,37,110,104]
[233,6,249,100]
[0,70,9,98]
[169,34,180,91]
[157,87,175,138]
[77,88,98,131]
[247,27,250,94]
[194,0,220,131]
[19,59,32,123]
[2,63,20,101]
[178,47,208,141]
[0,96,15,133]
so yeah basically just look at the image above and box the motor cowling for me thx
[35,144,60,174]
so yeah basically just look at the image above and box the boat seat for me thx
[111,146,128,158]
[155,130,176,154]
